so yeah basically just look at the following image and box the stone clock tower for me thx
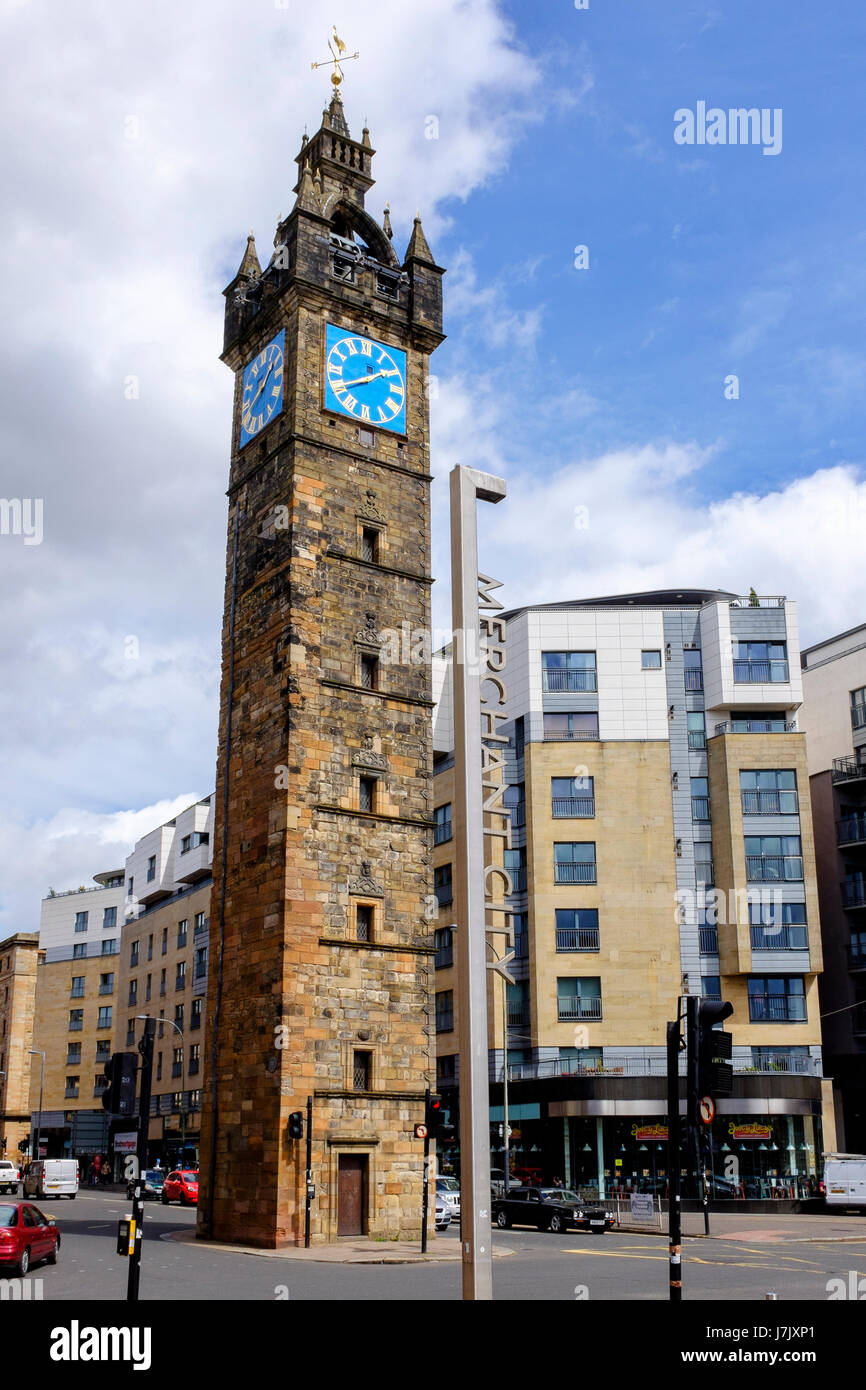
[197,85,444,1246]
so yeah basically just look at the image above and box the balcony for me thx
[833,756,866,785]
[692,797,711,822]
[507,868,528,892]
[746,855,803,882]
[557,997,603,1022]
[837,815,866,849]
[750,926,808,951]
[554,862,597,885]
[698,927,719,955]
[684,670,704,691]
[555,925,600,952]
[542,669,597,693]
[729,595,786,608]
[742,791,799,816]
[552,797,595,818]
[714,720,798,736]
[733,659,790,683]
[688,730,707,750]
[748,995,807,1023]
[506,1002,530,1027]
[543,729,599,742]
[505,1051,820,1081]
[433,820,453,845]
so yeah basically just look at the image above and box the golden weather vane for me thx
[311,26,359,90]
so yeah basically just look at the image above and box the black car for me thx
[492,1187,615,1234]
[126,1169,166,1202]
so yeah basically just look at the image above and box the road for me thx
[5,1190,866,1301]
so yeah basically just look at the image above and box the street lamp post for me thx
[137,1016,185,1165]
[28,1051,45,1163]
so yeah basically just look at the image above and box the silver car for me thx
[434,1195,451,1231]
[436,1176,460,1220]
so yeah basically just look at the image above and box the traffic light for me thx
[288,1111,304,1141]
[425,1093,456,1145]
[101,1052,138,1116]
[688,998,734,1114]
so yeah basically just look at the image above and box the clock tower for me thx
[197,82,445,1246]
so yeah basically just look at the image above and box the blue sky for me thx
[1,0,864,927]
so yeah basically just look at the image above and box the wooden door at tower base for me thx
[337,1154,367,1235]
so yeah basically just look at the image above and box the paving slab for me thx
[166,1229,513,1264]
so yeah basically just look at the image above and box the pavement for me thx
[167,1227,512,1263]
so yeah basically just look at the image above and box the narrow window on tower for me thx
[361,527,379,563]
[358,427,376,449]
[359,776,376,813]
[360,653,378,690]
[356,903,374,943]
[353,1051,372,1092]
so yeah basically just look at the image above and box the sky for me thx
[1,0,865,932]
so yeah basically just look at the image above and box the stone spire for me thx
[235,230,261,280]
[383,203,393,241]
[295,162,321,214]
[324,88,350,136]
[404,213,435,267]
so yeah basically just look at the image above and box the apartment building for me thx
[800,621,866,1151]
[0,934,40,1157]
[433,589,831,1200]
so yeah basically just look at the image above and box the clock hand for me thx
[337,371,386,389]
[247,361,275,408]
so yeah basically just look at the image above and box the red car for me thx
[0,1202,60,1275]
[161,1169,199,1206]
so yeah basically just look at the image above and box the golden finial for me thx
[311,25,359,90]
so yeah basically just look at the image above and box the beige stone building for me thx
[0,934,40,1158]
[433,590,830,1201]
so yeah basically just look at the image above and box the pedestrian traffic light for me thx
[288,1111,304,1140]
[101,1052,138,1116]
[425,1093,456,1145]
[688,998,734,1110]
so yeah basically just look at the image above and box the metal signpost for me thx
[450,464,507,1302]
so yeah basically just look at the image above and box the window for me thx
[189,1090,202,1111]
[103,906,117,929]
[172,1092,183,1111]
[97,1006,113,1030]
[376,267,400,300]
[434,803,453,844]
[683,649,703,690]
[177,920,188,948]
[554,842,597,884]
[642,650,662,669]
[556,977,602,1021]
[361,527,380,563]
[147,855,156,882]
[130,941,139,968]
[191,998,203,1031]
[740,770,798,816]
[147,934,153,961]
[687,711,706,749]
[435,991,454,1032]
[65,1075,80,1099]
[162,928,168,956]
[559,1046,603,1076]
[70,976,85,998]
[543,712,599,741]
[437,1054,457,1086]
[748,976,807,1022]
[101,939,117,956]
[555,908,599,952]
[94,1072,108,1097]
[731,713,789,733]
[504,847,527,892]
[695,842,714,888]
[552,776,594,818]
[73,943,86,959]
[146,974,152,1002]
[189,1044,200,1077]
[194,911,207,935]
[434,926,453,969]
[702,976,721,1000]
[97,972,113,996]
[359,776,376,813]
[360,654,378,690]
[180,832,208,854]
[128,979,138,1006]
[156,1054,163,1081]
[66,1044,81,1065]
[356,904,373,944]
[733,641,789,683]
[506,979,529,1027]
[69,1009,84,1031]
[512,912,529,959]
[127,878,133,896]
[126,1019,135,1045]
[852,687,866,730]
[434,864,453,906]
[514,716,525,758]
[353,1051,371,1091]
[749,900,808,950]
[176,960,187,990]
[172,1047,183,1078]
[195,945,208,979]
[542,651,597,692]
[358,426,376,448]
[745,835,803,881]
[175,1004,184,1028]
[691,777,710,821]
[160,969,166,997]
[500,782,524,827]
[74,911,88,933]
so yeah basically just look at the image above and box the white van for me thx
[823,1153,866,1210]
[23,1159,79,1199]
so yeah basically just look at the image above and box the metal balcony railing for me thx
[748,995,807,1023]
[837,815,866,848]
[746,855,803,882]
[505,1051,820,1080]
[750,926,808,951]
[507,868,528,892]
[842,878,866,909]
[510,803,526,827]
[555,926,600,952]
[557,997,603,1022]
[552,797,595,818]
[554,862,597,884]
[692,797,711,822]
[433,820,452,845]
[742,791,799,816]
[733,659,790,683]
[688,730,707,750]
[833,756,866,783]
[714,720,797,735]
[506,1003,530,1027]
[695,862,715,888]
[698,927,719,955]
[543,728,599,742]
[684,670,704,691]
[194,919,209,937]
[730,595,786,607]
[542,668,597,692]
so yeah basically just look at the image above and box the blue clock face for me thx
[240,330,285,449]
[324,324,407,434]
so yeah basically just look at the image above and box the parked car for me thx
[493,1187,615,1234]
[434,1195,451,1231]
[0,1160,20,1195]
[127,1168,166,1202]
[490,1169,524,1197]
[0,1201,60,1275]
[161,1169,199,1206]
[436,1176,460,1220]
[23,1159,78,1200]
